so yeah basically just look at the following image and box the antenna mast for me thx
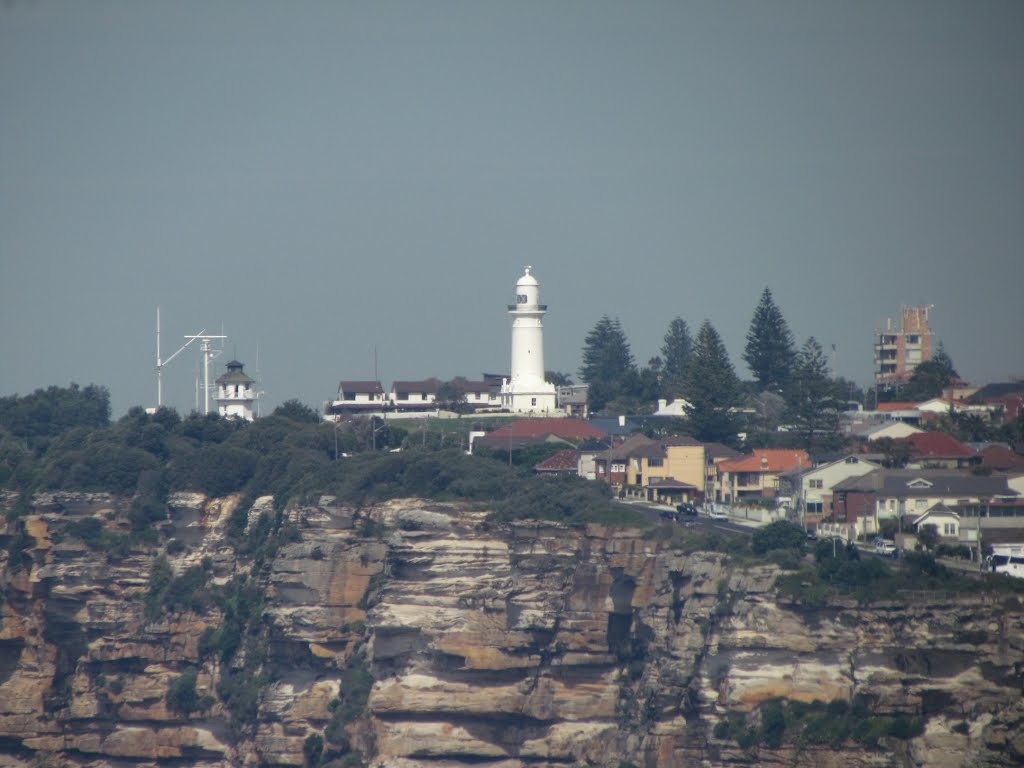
[155,307,208,409]
[185,333,228,414]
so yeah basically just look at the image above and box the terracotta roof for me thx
[718,449,811,474]
[979,444,1024,471]
[534,448,579,473]
[486,418,607,441]
[898,432,977,458]
[876,401,921,412]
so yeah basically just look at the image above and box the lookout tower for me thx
[501,266,556,414]
[215,360,257,421]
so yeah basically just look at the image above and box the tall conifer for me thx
[683,320,740,443]
[579,316,635,411]
[743,287,796,391]
[786,337,839,449]
[660,317,693,397]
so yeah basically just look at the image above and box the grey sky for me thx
[2,1,1022,417]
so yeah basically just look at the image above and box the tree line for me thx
[572,287,960,449]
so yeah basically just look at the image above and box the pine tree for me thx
[683,320,741,443]
[579,316,636,411]
[903,341,958,401]
[743,288,796,391]
[660,317,693,397]
[786,337,839,449]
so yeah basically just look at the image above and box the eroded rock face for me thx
[1,493,1022,767]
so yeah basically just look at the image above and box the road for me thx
[620,500,754,537]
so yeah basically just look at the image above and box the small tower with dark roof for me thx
[215,360,256,421]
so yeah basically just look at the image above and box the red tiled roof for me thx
[488,418,607,441]
[717,449,811,474]
[876,401,921,412]
[898,432,976,458]
[979,444,1024,470]
[534,448,579,472]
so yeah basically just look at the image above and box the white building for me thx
[794,454,881,516]
[501,267,556,414]
[215,360,257,421]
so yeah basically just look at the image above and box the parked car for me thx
[676,503,698,517]
[874,539,897,557]
[708,507,729,521]
[660,508,677,521]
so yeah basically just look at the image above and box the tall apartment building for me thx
[874,305,934,389]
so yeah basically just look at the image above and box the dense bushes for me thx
[715,697,925,751]
[751,521,807,555]
[166,668,213,715]
[0,383,110,442]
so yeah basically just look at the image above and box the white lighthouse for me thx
[501,266,557,414]
[215,360,257,421]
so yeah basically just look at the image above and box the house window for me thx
[845,457,858,464]
[809,479,823,489]
[943,523,957,536]
[649,458,663,467]
[915,499,928,509]
[906,335,920,344]
[531,398,537,406]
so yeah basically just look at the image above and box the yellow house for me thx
[624,436,706,504]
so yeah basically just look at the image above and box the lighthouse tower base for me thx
[501,383,557,414]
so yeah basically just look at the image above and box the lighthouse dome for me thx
[516,266,539,288]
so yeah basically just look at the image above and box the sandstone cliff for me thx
[1,492,1022,767]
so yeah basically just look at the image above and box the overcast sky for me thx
[2,1,1022,417]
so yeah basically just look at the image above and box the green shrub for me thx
[751,521,806,555]
[166,668,206,715]
[303,733,324,766]
[145,556,213,620]
[715,698,926,751]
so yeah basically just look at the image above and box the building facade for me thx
[874,305,935,389]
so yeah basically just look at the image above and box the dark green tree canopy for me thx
[660,317,693,397]
[743,288,796,391]
[902,341,958,401]
[785,337,840,450]
[0,383,111,440]
[272,399,322,424]
[579,316,636,411]
[683,319,741,443]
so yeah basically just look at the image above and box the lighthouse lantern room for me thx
[215,360,257,421]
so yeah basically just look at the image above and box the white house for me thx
[913,503,961,540]
[859,421,924,441]
[794,454,880,516]
[654,398,693,417]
